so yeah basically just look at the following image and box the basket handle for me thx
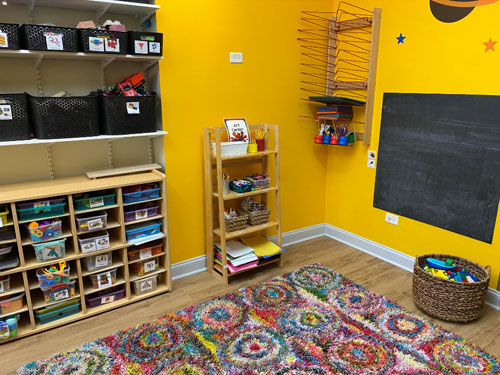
[485,265,491,275]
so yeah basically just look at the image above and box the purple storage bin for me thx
[124,206,159,222]
[85,286,125,308]
[17,197,65,210]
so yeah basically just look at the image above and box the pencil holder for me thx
[322,135,331,144]
[256,139,265,152]
[314,135,323,144]
[338,136,348,146]
[222,180,230,195]
[348,133,355,144]
[248,143,257,153]
[331,136,339,145]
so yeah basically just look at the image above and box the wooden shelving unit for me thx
[203,124,282,284]
[0,170,171,343]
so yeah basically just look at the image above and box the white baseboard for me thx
[170,223,500,310]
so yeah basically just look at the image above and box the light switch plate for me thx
[230,52,243,63]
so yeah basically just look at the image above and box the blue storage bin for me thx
[122,188,160,204]
[126,221,161,242]
[35,299,80,325]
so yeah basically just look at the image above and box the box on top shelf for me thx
[79,29,128,54]
[20,24,78,52]
[129,31,162,56]
[17,197,66,222]
[73,191,116,212]
[26,220,62,243]
[0,93,31,142]
[32,238,66,263]
[0,23,20,50]
[122,183,160,204]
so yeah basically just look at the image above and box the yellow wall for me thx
[326,0,500,288]
[156,0,331,263]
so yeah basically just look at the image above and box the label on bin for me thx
[105,38,120,53]
[95,254,109,267]
[0,32,8,48]
[135,209,148,221]
[87,218,104,231]
[97,272,112,288]
[139,249,152,260]
[134,40,148,54]
[144,260,156,273]
[149,42,161,54]
[0,104,12,120]
[96,237,110,250]
[53,288,69,301]
[89,198,104,208]
[42,243,62,261]
[101,295,115,304]
[140,280,153,292]
[44,32,64,51]
[34,201,50,208]
[126,102,140,114]
[88,37,105,52]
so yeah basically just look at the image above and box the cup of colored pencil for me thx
[254,129,266,152]
[222,173,230,195]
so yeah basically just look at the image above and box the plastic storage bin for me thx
[127,241,163,261]
[132,274,158,296]
[0,275,10,294]
[85,286,125,308]
[79,29,128,54]
[41,280,76,303]
[0,293,24,314]
[0,245,12,261]
[78,231,110,253]
[124,205,159,222]
[32,238,66,262]
[76,211,107,233]
[35,299,80,325]
[17,197,66,221]
[0,206,8,226]
[82,252,112,272]
[130,258,158,277]
[129,31,163,55]
[122,184,161,204]
[211,141,248,157]
[126,221,161,242]
[0,227,15,241]
[26,220,62,242]
[73,192,116,211]
[36,265,70,288]
[0,93,31,142]
[98,95,157,135]
[29,94,100,139]
[0,23,20,50]
[20,24,78,52]
[0,314,20,338]
[89,268,117,289]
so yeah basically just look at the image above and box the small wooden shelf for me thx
[18,211,70,224]
[122,197,162,207]
[124,215,163,226]
[128,252,166,265]
[74,204,119,215]
[211,150,278,162]
[0,238,17,245]
[129,266,167,282]
[214,221,279,240]
[0,49,162,63]
[82,261,125,277]
[213,187,278,200]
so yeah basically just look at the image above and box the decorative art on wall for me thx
[430,0,498,23]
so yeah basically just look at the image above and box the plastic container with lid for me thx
[73,191,116,212]
[125,221,161,242]
[132,274,158,296]
[32,238,66,262]
[0,275,10,294]
[89,268,117,289]
[40,281,76,303]
[78,231,110,253]
[82,252,112,272]
[85,286,125,308]
[122,184,160,204]
[36,264,70,288]
[26,220,62,242]
[76,211,107,233]
[0,292,24,314]
[16,197,66,221]
[35,299,80,325]
[130,258,158,277]
[127,241,163,261]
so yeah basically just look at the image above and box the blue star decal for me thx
[397,33,406,44]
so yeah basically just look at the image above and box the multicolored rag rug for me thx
[18,263,500,374]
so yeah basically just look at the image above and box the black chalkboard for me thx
[374,93,500,243]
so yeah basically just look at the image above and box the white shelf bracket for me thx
[101,58,115,90]
[148,137,155,164]
[27,0,36,23]
[96,4,112,21]
[34,53,44,96]
[139,11,156,27]
[107,140,115,169]
[46,143,55,179]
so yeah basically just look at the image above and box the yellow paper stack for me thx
[242,236,281,257]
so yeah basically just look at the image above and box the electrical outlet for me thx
[230,52,243,63]
[385,212,399,225]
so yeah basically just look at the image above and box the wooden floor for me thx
[2,236,499,373]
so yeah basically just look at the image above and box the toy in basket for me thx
[240,197,271,226]
[36,261,70,288]
[27,220,62,242]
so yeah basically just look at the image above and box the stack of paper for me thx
[241,236,282,257]
[214,241,259,273]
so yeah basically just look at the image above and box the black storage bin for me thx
[20,24,78,52]
[0,93,31,141]
[99,95,157,135]
[29,94,99,139]
[79,29,128,54]
[129,31,162,55]
[0,23,20,50]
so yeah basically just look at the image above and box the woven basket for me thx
[222,212,248,232]
[241,208,270,226]
[412,254,491,322]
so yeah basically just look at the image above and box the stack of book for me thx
[214,241,258,273]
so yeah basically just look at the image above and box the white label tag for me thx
[135,209,148,221]
[101,295,115,304]
[134,40,148,54]
[0,32,8,48]
[34,201,50,208]
[87,218,103,231]
[95,254,109,267]
[88,37,105,52]
[144,260,156,273]
[149,42,161,54]
[96,236,110,250]
[82,240,97,253]
[44,32,64,50]
[105,38,120,53]
[97,272,112,288]
[89,198,104,208]
[53,288,69,301]
[140,280,153,292]
[0,104,13,120]
[41,243,62,260]
[139,249,152,259]
[0,282,4,293]
[126,102,140,114]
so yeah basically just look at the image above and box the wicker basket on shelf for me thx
[241,208,271,226]
[221,212,248,232]
[412,254,491,322]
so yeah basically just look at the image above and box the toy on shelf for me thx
[27,220,62,242]
[422,258,479,283]
[36,261,70,288]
